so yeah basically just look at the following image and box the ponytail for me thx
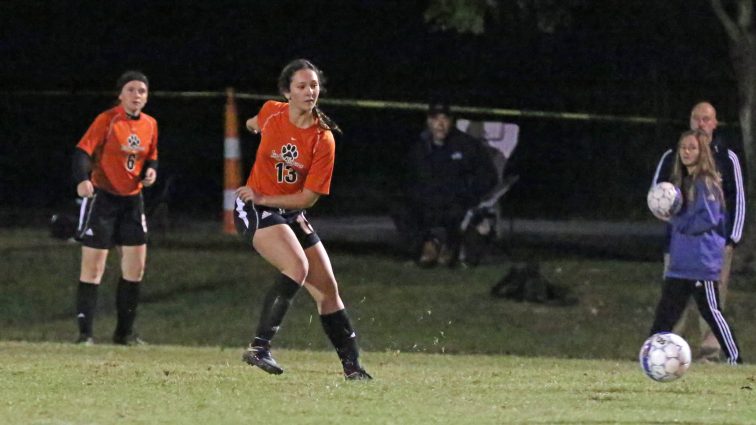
[313,106,342,134]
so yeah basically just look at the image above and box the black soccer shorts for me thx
[233,197,320,250]
[76,190,147,249]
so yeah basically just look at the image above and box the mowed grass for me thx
[2,225,756,423]
[1,341,755,424]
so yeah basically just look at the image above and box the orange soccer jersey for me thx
[246,101,335,196]
[76,105,158,196]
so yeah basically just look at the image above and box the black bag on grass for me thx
[490,262,578,306]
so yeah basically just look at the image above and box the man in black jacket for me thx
[651,101,747,361]
[404,103,498,267]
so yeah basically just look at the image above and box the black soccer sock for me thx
[253,273,301,346]
[115,278,141,338]
[76,281,98,337]
[320,309,361,369]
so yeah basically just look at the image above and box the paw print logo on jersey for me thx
[281,143,299,164]
[127,134,142,148]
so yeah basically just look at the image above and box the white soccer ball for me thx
[639,332,692,382]
[647,182,682,220]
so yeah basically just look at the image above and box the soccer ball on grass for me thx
[639,332,691,382]
[647,182,682,220]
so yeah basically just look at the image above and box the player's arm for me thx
[726,149,746,245]
[74,113,110,197]
[246,116,260,134]
[142,121,159,187]
[141,160,158,187]
[236,186,321,209]
[72,148,94,198]
[651,149,674,187]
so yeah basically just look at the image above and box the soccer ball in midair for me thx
[647,182,682,220]
[639,332,692,382]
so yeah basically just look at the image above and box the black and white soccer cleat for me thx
[242,345,284,375]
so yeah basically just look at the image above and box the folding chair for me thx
[456,120,520,240]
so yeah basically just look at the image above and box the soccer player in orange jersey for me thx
[72,71,158,346]
[234,59,371,380]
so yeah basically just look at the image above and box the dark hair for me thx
[116,70,149,93]
[277,59,341,134]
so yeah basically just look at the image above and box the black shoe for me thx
[75,335,94,346]
[242,345,284,375]
[344,363,373,380]
[113,334,146,346]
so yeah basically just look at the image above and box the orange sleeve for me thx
[76,112,111,155]
[304,131,335,195]
[256,101,279,130]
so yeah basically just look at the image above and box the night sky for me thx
[2,1,735,112]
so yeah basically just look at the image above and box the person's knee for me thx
[121,258,145,281]
[121,251,146,281]
[122,266,145,282]
[316,286,343,312]
[321,279,340,300]
[283,258,309,284]
[80,247,110,282]
[305,277,342,307]
[80,264,106,283]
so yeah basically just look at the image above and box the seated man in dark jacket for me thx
[405,103,498,267]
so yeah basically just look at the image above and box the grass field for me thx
[2,342,755,424]
[2,225,756,424]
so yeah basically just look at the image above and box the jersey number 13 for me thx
[275,162,298,184]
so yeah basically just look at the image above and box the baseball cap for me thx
[427,102,451,117]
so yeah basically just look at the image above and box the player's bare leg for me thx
[242,225,307,375]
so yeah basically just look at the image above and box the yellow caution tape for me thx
[6,89,692,125]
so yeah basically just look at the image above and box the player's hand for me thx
[236,186,262,204]
[245,118,259,134]
[142,168,157,187]
[77,180,95,198]
[653,211,672,222]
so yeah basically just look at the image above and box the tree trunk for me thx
[730,34,756,193]
[711,0,755,191]
[710,0,756,276]
[729,37,756,276]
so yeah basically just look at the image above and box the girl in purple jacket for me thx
[649,129,742,364]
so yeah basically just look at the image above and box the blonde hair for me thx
[670,129,723,204]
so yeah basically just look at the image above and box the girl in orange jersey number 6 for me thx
[72,71,157,346]
[235,59,371,380]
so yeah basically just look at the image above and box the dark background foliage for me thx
[0,0,738,223]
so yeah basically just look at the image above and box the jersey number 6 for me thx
[126,153,137,171]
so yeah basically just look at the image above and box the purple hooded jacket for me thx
[666,179,726,281]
